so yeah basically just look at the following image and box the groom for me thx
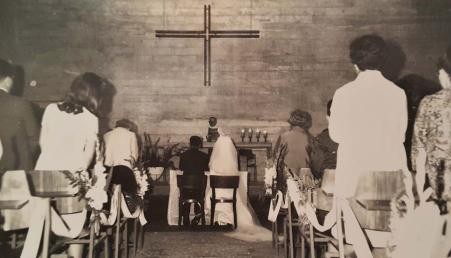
[179,136,209,225]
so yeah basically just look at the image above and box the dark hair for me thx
[437,46,451,75]
[349,34,386,71]
[189,136,202,148]
[115,119,135,130]
[288,109,312,130]
[0,59,14,81]
[58,72,105,115]
[326,99,333,117]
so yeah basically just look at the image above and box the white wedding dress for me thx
[207,135,271,242]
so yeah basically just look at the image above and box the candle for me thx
[256,128,260,133]
[248,128,252,133]
[241,129,245,133]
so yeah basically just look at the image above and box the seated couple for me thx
[179,134,271,242]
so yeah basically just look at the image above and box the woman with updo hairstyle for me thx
[273,109,313,176]
[412,46,451,202]
[35,72,105,258]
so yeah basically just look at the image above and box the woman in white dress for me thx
[208,134,271,242]
[35,72,105,258]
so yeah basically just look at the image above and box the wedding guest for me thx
[0,59,39,173]
[308,99,338,180]
[273,109,312,179]
[104,118,139,195]
[412,46,451,201]
[329,34,408,198]
[35,72,106,258]
[179,135,209,225]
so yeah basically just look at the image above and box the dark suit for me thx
[179,148,209,225]
[0,90,39,173]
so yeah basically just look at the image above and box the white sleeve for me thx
[328,90,344,144]
[38,104,53,151]
[130,133,139,162]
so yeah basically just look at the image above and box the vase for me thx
[148,167,165,181]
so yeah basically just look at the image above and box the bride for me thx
[207,133,271,242]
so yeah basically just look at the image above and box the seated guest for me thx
[0,59,39,174]
[273,109,313,183]
[104,119,139,210]
[308,99,338,180]
[412,46,451,203]
[179,136,209,225]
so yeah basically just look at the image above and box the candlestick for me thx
[263,130,268,142]
[248,128,253,142]
[256,128,261,142]
[240,129,246,142]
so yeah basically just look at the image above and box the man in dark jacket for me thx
[179,136,209,225]
[308,100,338,180]
[0,59,39,174]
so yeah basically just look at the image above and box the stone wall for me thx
[0,0,450,142]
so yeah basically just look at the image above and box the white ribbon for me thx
[267,191,283,222]
[20,198,87,258]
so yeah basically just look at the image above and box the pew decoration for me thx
[128,157,150,198]
[387,174,451,258]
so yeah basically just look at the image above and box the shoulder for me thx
[333,80,356,99]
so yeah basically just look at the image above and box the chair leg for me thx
[287,198,295,258]
[301,225,305,258]
[124,220,129,258]
[233,201,238,229]
[178,200,182,226]
[283,217,288,257]
[200,202,206,226]
[88,224,95,258]
[133,218,138,257]
[210,201,216,226]
[310,224,316,258]
[139,224,144,249]
[105,232,109,258]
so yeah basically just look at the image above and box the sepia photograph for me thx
[0,0,450,257]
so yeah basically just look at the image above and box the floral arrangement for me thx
[141,133,188,169]
[63,139,108,234]
[387,172,450,258]
[127,157,150,198]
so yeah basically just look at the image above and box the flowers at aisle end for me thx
[127,156,150,199]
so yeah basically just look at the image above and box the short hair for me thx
[115,119,135,130]
[326,99,333,117]
[437,45,451,75]
[189,136,202,148]
[0,59,14,81]
[288,109,312,130]
[58,72,105,115]
[349,34,387,71]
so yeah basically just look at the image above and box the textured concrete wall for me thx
[0,0,450,142]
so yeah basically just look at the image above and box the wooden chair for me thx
[177,174,207,226]
[209,175,240,228]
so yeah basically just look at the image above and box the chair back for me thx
[210,175,239,189]
[177,174,207,191]
[350,170,405,231]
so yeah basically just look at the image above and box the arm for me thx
[81,117,99,170]
[130,133,139,162]
[411,98,429,199]
[399,92,408,142]
[328,90,344,144]
[22,101,40,158]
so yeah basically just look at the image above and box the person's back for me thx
[0,60,39,171]
[280,127,309,172]
[36,103,98,171]
[104,125,138,169]
[179,148,209,175]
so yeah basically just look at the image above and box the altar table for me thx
[167,170,248,226]
[202,141,272,158]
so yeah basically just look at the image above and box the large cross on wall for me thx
[156,5,260,86]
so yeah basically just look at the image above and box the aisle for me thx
[135,231,279,258]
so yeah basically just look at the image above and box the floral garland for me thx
[63,138,108,234]
[128,157,150,199]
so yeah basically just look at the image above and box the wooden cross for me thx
[156,5,259,86]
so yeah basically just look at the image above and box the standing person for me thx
[412,46,451,202]
[329,34,408,198]
[104,119,139,195]
[35,72,105,258]
[0,59,39,173]
[178,135,209,225]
